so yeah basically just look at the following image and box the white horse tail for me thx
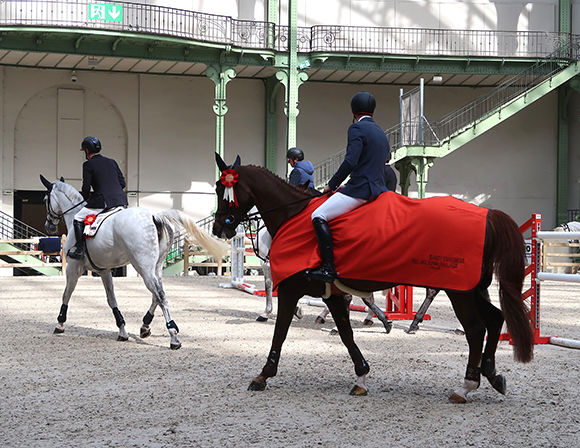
[155,209,229,261]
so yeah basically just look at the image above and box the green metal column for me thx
[410,157,434,199]
[559,0,571,34]
[266,0,278,48]
[265,76,280,172]
[394,157,434,198]
[557,86,569,224]
[394,159,413,197]
[279,0,310,177]
[206,64,236,178]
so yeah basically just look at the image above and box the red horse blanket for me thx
[269,192,488,291]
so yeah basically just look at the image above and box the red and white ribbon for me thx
[220,168,239,206]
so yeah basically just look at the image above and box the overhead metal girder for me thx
[0,28,274,67]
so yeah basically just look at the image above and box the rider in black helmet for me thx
[68,136,128,260]
[308,91,390,283]
[287,147,317,195]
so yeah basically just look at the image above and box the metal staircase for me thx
[0,210,62,275]
[313,36,580,192]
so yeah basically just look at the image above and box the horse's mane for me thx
[243,165,314,197]
[54,180,84,204]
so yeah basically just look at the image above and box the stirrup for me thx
[67,248,84,260]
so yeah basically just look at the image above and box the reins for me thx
[46,190,85,222]
[240,193,328,263]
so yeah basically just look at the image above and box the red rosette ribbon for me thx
[220,169,239,206]
[84,214,97,225]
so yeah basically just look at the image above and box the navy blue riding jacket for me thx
[81,154,128,209]
[289,160,315,191]
[328,117,390,200]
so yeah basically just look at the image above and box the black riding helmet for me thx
[351,91,376,115]
[81,136,102,154]
[286,147,304,161]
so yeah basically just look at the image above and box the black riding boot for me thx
[67,220,85,260]
[307,218,337,283]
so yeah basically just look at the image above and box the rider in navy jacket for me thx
[81,151,128,209]
[309,92,390,283]
[287,147,317,195]
[68,136,128,259]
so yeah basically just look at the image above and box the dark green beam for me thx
[0,28,273,67]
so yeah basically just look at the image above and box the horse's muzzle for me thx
[212,222,236,240]
[45,221,58,235]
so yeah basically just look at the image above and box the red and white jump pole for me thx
[501,213,579,348]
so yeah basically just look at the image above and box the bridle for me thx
[45,186,85,225]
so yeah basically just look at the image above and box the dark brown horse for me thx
[212,154,534,403]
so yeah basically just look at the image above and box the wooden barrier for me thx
[0,235,66,272]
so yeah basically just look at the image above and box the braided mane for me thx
[244,165,313,197]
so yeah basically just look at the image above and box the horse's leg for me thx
[315,305,331,324]
[248,284,301,391]
[140,299,157,338]
[324,294,371,396]
[140,271,181,350]
[257,261,273,322]
[54,261,83,334]
[361,293,393,333]
[100,270,129,341]
[447,290,486,403]
[476,287,507,395]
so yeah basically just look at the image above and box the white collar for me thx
[357,115,372,122]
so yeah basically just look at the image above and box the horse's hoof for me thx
[170,342,182,350]
[53,327,65,334]
[448,392,467,404]
[248,380,266,391]
[294,306,303,319]
[490,375,506,395]
[117,336,129,342]
[315,316,326,324]
[349,385,368,396]
[329,328,339,335]
[140,328,151,338]
[256,316,268,322]
[363,319,374,326]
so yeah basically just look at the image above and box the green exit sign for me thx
[88,3,123,23]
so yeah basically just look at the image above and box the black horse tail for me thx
[487,209,534,363]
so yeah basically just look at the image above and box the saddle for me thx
[83,207,125,238]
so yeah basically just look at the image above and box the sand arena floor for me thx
[0,275,578,447]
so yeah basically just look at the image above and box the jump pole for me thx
[501,213,579,348]
[219,224,257,295]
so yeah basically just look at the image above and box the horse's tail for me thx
[154,210,229,261]
[487,209,534,363]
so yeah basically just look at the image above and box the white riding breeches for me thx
[74,207,104,222]
[311,192,367,222]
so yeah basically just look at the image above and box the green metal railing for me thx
[385,38,580,150]
[0,0,575,59]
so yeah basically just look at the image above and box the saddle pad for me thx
[85,207,124,237]
[269,192,488,291]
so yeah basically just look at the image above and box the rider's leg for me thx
[68,219,86,260]
[308,193,366,282]
[69,207,102,260]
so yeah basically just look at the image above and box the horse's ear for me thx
[60,176,65,182]
[232,155,241,168]
[40,174,52,190]
[215,152,228,172]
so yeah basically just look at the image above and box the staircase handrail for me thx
[390,36,579,149]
